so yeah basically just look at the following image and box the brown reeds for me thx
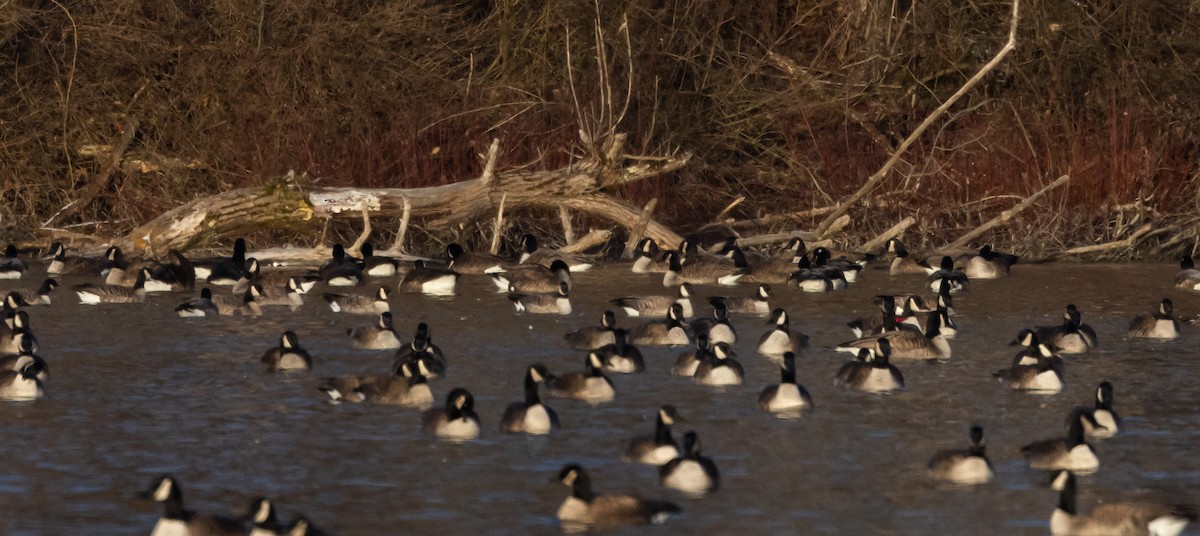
[1,0,1197,259]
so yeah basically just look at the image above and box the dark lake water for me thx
[0,260,1197,535]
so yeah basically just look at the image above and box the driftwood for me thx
[111,136,689,255]
[55,116,140,225]
[811,0,1021,239]
[705,215,850,254]
[695,205,836,233]
[860,216,916,253]
[1034,223,1155,262]
[559,207,576,245]
[560,229,612,254]
[620,198,659,259]
[489,192,508,255]
[938,174,1069,253]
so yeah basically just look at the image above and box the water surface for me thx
[0,262,1197,535]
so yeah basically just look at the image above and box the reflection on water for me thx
[1,262,1199,534]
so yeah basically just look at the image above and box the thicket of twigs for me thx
[2,0,1198,258]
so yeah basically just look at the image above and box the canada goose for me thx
[628,303,690,346]
[0,359,45,400]
[678,238,733,267]
[810,247,865,283]
[660,431,720,495]
[673,332,709,377]
[546,352,615,403]
[75,268,148,304]
[720,247,792,285]
[422,387,481,440]
[623,405,683,465]
[555,464,681,528]
[1036,304,1098,354]
[564,310,618,350]
[0,310,35,354]
[0,335,48,382]
[358,242,399,277]
[690,301,737,345]
[398,260,459,295]
[284,516,327,536]
[15,279,58,306]
[1174,256,1200,290]
[261,331,312,372]
[926,256,969,293]
[316,244,363,286]
[319,358,434,408]
[1128,298,1179,339]
[837,310,952,359]
[847,296,904,338]
[229,258,262,294]
[836,343,904,393]
[518,233,593,272]
[759,352,813,413]
[1049,471,1196,536]
[835,348,870,385]
[884,238,935,275]
[373,360,436,407]
[928,426,993,485]
[44,241,106,276]
[139,475,246,536]
[994,342,1065,394]
[246,496,283,536]
[147,249,197,291]
[610,283,694,319]
[509,281,572,315]
[392,323,448,377]
[500,364,559,435]
[716,237,769,264]
[597,329,645,373]
[631,238,671,273]
[1010,329,1045,363]
[0,244,27,279]
[192,237,248,282]
[445,243,507,274]
[492,259,572,293]
[103,246,183,288]
[348,311,402,350]
[692,341,743,385]
[1076,381,1120,439]
[175,288,220,317]
[232,260,312,298]
[961,245,1018,279]
[1021,409,1101,473]
[256,277,306,309]
[323,286,390,314]
[663,251,744,287]
[361,359,436,408]
[776,237,808,262]
[916,305,958,340]
[211,285,263,317]
[709,284,771,315]
[789,256,847,293]
[757,308,810,357]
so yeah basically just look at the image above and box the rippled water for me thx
[1,261,1198,535]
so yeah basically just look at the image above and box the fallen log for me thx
[1032,223,1155,262]
[938,174,1069,253]
[111,136,690,255]
[860,216,916,253]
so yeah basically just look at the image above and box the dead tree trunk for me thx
[116,137,689,256]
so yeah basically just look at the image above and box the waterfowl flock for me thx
[0,236,1197,534]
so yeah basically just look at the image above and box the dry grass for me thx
[1,0,1198,258]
